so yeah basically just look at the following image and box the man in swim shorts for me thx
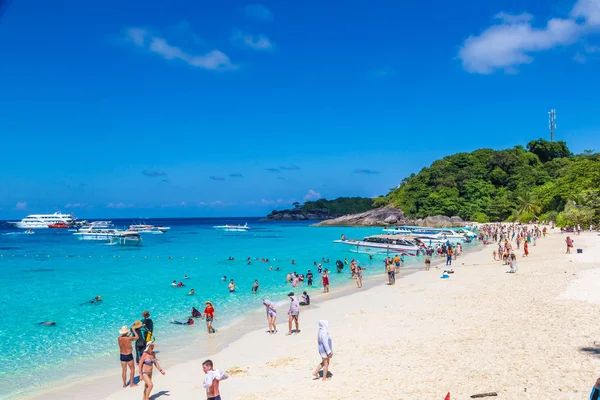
[118,325,139,388]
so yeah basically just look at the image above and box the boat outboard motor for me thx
[336,260,344,273]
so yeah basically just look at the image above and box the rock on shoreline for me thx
[312,207,465,227]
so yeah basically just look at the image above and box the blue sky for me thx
[1,0,600,218]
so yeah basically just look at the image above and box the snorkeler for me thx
[80,296,102,305]
[171,318,194,325]
[37,321,56,326]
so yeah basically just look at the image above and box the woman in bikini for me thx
[138,343,165,400]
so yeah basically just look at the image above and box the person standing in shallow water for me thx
[204,301,216,333]
[321,269,330,292]
[141,310,153,343]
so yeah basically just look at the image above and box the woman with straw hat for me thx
[138,342,165,400]
[204,301,216,334]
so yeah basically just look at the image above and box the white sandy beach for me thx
[31,230,600,399]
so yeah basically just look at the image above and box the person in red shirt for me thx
[204,301,216,334]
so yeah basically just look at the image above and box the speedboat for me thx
[127,224,170,234]
[382,227,412,235]
[334,235,421,256]
[73,227,121,241]
[110,232,143,246]
[8,212,76,229]
[213,223,250,232]
[48,222,71,229]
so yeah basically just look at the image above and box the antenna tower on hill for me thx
[548,109,556,142]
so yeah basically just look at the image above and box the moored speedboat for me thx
[382,227,412,235]
[334,235,421,256]
[73,227,121,241]
[127,224,170,234]
[48,222,71,229]
[213,223,249,232]
[110,232,143,246]
[8,212,76,229]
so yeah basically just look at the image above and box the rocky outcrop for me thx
[313,207,465,227]
[265,209,331,221]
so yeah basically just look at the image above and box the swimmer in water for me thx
[171,280,177,287]
[80,296,102,305]
[252,280,259,294]
[184,274,189,279]
[228,280,237,293]
[37,321,56,326]
[171,318,194,325]
[222,276,227,281]
[188,289,195,296]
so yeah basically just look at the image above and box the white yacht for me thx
[110,232,143,246]
[213,223,250,232]
[127,224,170,234]
[8,212,76,229]
[73,227,121,241]
[334,235,421,256]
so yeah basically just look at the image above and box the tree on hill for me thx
[526,138,571,163]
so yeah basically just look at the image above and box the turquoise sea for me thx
[0,218,477,399]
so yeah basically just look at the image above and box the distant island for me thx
[266,139,600,227]
[266,197,374,220]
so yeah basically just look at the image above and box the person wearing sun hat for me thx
[204,301,216,334]
[117,324,139,388]
[132,320,146,363]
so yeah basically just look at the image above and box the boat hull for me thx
[334,240,419,256]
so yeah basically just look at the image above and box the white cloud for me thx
[571,0,600,26]
[574,52,587,62]
[231,29,274,50]
[261,198,296,205]
[124,27,238,71]
[494,12,534,24]
[107,202,135,209]
[244,4,273,21]
[65,203,87,209]
[303,189,322,201]
[458,0,600,74]
[15,201,27,210]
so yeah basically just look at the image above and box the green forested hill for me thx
[374,139,600,225]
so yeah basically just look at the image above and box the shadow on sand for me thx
[150,390,170,399]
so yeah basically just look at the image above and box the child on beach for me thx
[202,359,229,400]
[424,257,431,271]
[204,301,216,334]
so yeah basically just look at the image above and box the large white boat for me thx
[73,227,121,241]
[382,227,412,235]
[110,232,143,246]
[127,224,170,234]
[8,212,76,229]
[213,223,250,232]
[334,235,421,256]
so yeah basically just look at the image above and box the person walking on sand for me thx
[263,299,277,334]
[523,240,529,257]
[204,301,216,333]
[138,342,165,400]
[202,359,229,400]
[313,320,333,381]
[287,292,300,335]
[566,236,573,254]
[355,265,363,288]
[117,325,139,388]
